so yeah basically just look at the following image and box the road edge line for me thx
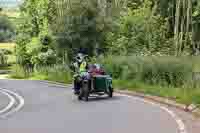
[0,89,15,114]
[0,88,25,118]
[118,94,187,133]
[39,80,187,133]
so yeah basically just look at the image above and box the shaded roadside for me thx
[0,70,10,79]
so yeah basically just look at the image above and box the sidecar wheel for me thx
[108,87,113,98]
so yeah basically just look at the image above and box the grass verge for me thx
[114,80,200,106]
[9,64,200,108]
[0,43,16,50]
[9,64,72,84]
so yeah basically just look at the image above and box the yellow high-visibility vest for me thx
[79,61,87,72]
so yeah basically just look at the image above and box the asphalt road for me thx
[0,79,179,133]
[0,91,9,110]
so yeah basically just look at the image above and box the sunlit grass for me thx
[1,10,20,18]
[0,43,16,66]
[0,43,16,51]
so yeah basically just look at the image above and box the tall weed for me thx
[99,55,193,88]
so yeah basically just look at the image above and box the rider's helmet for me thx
[76,53,85,64]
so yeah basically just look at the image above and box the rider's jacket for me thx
[79,61,87,73]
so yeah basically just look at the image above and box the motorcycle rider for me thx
[73,53,89,94]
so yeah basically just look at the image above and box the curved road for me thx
[0,79,180,133]
[0,90,10,110]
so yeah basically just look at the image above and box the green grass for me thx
[99,55,194,88]
[9,55,200,107]
[9,65,28,79]
[0,43,16,65]
[114,80,200,105]
[193,56,200,72]
[7,55,16,64]
[1,10,20,18]
[0,65,12,70]
[0,43,16,51]
[10,64,72,84]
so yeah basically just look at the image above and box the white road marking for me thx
[0,88,25,118]
[0,90,15,114]
[40,82,187,133]
[117,94,187,133]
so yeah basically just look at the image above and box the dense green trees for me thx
[107,1,173,55]
[52,0,121,59]
[16,0,122,66]
[15,0,200,67]
[16,0,56,66]
[108,0,200,56]
[0,14,15,42]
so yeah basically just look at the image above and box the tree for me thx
[0,15,15,42]
[51,0,121,59]
[107,0,172,56]
[192,0,200,55]
[16,0,57,66]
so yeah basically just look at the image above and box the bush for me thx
[0,50,8,65]
[99,55,193,88]
[10,64,29,79]
[33,65,72,83]
[15,34,32,66]
[0,15,15,42]
[0,49,12,55]
[107,1,173,56]
[0,49,15,66]
[26,33,57,66]
[11,64,72,83]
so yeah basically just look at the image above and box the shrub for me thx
[10,64,29,79]
[26,34,57,66]
[99,55,193,88]
[15,34,32,66]
[11,64,72,84]
[0,49,12,55]
[107,1,173,56]
[0,15,15,42]
[33,65,72,83]
[0,50,8,65]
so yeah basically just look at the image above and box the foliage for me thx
[33,65,72,83]
[0,48,12,55]
[26,33,56,66]
[0,50,8,65]
[15,34,31,66]
[114,80,200,105]
[0,15,15,42]
[18,0,51,36]
[0,43,16,66]
[10,64,72,84]
[16,0,57,66]
[99,55,193,88]
[9,0,200,108]
[10,64,29,79]
[107,0,173,55]
[52,0,116,59]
